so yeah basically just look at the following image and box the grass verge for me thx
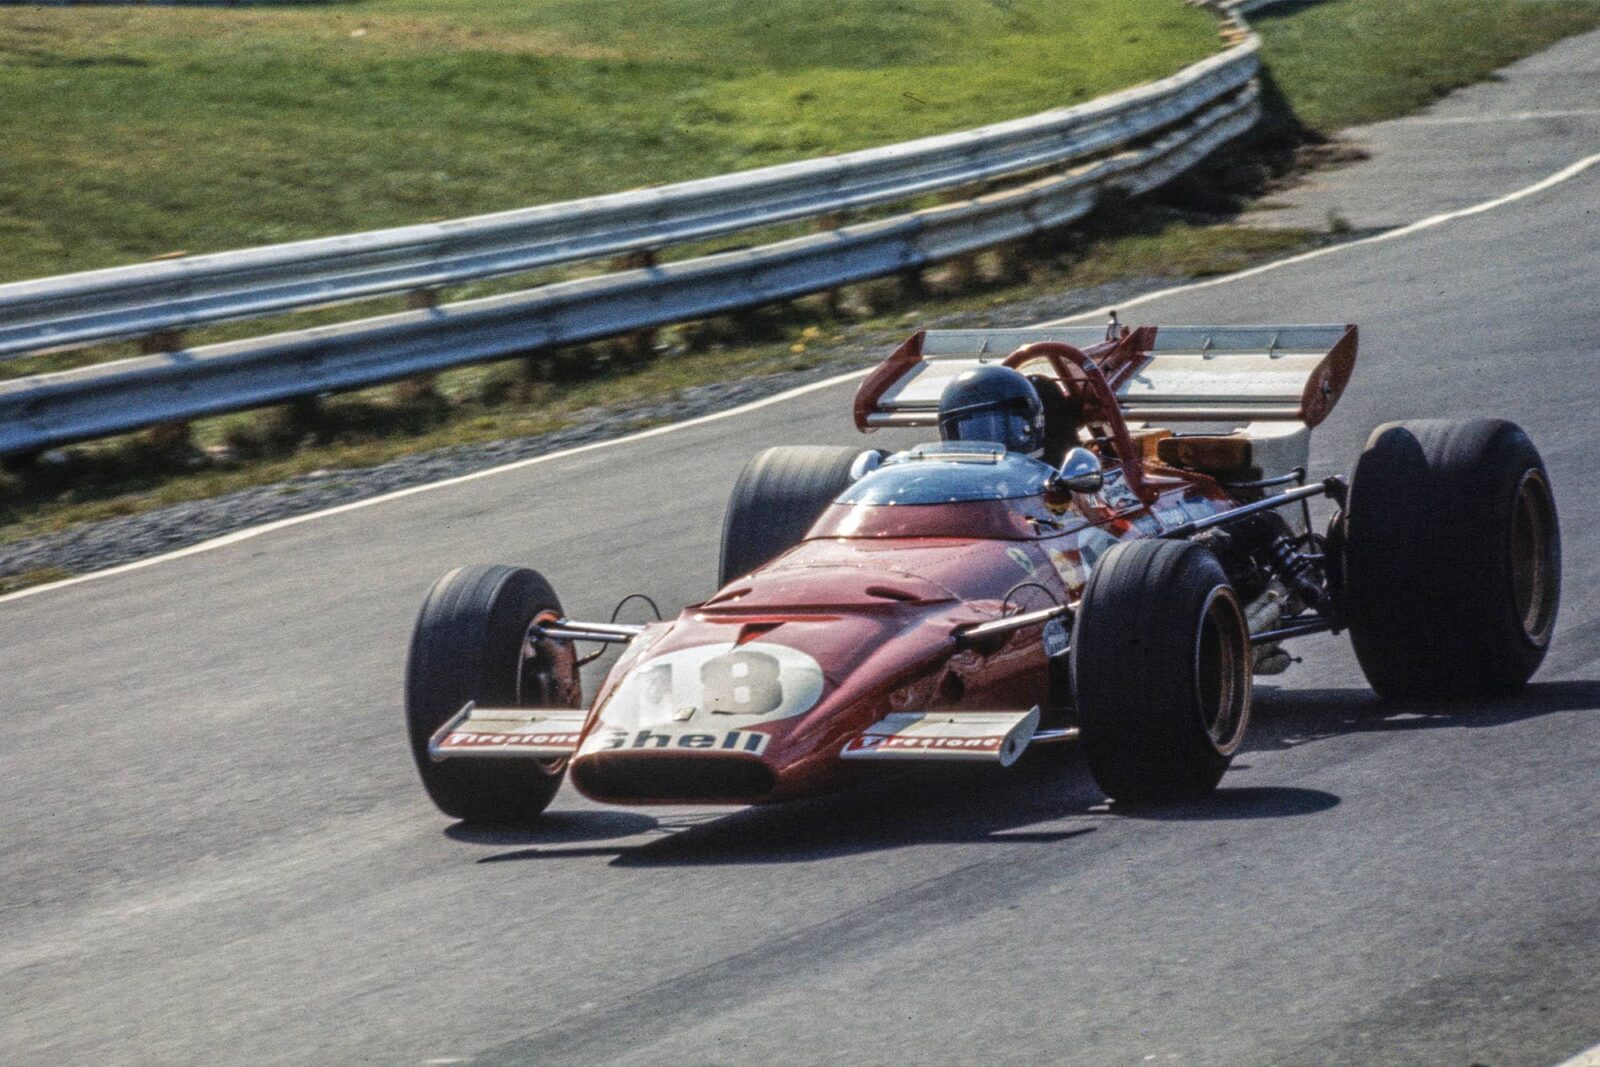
[0,567,73,597]
[1254,0,1600,132]
[0,0,1216,283]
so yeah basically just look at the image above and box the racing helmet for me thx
[937,364,1046,456]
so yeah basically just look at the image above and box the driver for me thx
[936,364,1047,457]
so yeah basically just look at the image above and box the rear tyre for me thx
[719,445,861,588]
[1071,540,1252,803]
[1343,419,1560,700]
[405,565,580,824]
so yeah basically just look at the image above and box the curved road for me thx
[4,92,1600,1067]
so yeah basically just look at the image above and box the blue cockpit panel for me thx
[837,442,1056,505]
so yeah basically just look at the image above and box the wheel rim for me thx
[516,611,580,776]
[1194,586,1250,755]
[1509,469,1558,646]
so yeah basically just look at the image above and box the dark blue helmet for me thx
[937,364,1045,456]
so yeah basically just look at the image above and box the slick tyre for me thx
[1343,419,1560,700]
[1072,540,1252,803]
[405,565,580,824]
[719,445,861,588]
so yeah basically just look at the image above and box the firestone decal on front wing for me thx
[842,734,1003,755]
[440,729,581,752]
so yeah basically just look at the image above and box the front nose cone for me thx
[568,636,829,804]
[570,744,778,803]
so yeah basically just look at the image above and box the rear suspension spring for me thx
[1266,536,1328,611]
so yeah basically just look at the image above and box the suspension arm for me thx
[1159,476,1347,541]
[531,618,644,644]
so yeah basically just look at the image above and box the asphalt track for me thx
[1248,25,1600,231]
[5,94,1600,1067]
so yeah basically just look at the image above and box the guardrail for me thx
[0,45,1257,361]
[0,7,1269,457]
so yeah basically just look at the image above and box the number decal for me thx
[700,650,783,715]
[592,640,826,739]
[637,663,675,718]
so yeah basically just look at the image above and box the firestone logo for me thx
[843,734,1002,754]
[441,730,579,750]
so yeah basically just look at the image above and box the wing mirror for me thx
[849,449,885,481]
[1051,447,1104,494]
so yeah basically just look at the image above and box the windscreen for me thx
[836,443,1055,506]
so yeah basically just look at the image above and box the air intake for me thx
[572,754,777,802]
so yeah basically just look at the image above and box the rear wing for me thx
[854,323,1358,430]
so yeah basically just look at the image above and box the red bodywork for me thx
[564,326,1355,805]
[563,329,1273,806]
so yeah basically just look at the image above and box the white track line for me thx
[1044,149,1600,326]
[1555,1040,1600,1067]
[1402,108,1600,126]
[0,370,867,604]
[4,149,1598,608]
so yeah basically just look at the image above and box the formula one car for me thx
[404,319,1561,822]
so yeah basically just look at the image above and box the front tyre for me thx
[405,565,580,824]
[1071,540,1252,803]
[719,445,861,588]
[1342,418,1560,699]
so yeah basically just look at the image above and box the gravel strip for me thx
[0,277,1179,584]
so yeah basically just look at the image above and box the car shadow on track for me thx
[1246,678,1600,753]
[449,753,1339,867]
[443,680,1592,865]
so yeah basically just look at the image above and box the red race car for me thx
[404,320,1562,822]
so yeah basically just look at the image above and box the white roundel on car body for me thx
[596,641,827,731]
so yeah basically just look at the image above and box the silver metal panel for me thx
[863,412,938,429]
[918,327,1112,358]
[1121,406,1303,422]
[875,360,984,412]
[1119,351,1327,402]
[1147,325,1350,353]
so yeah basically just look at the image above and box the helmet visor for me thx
[947,410,1035,451]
